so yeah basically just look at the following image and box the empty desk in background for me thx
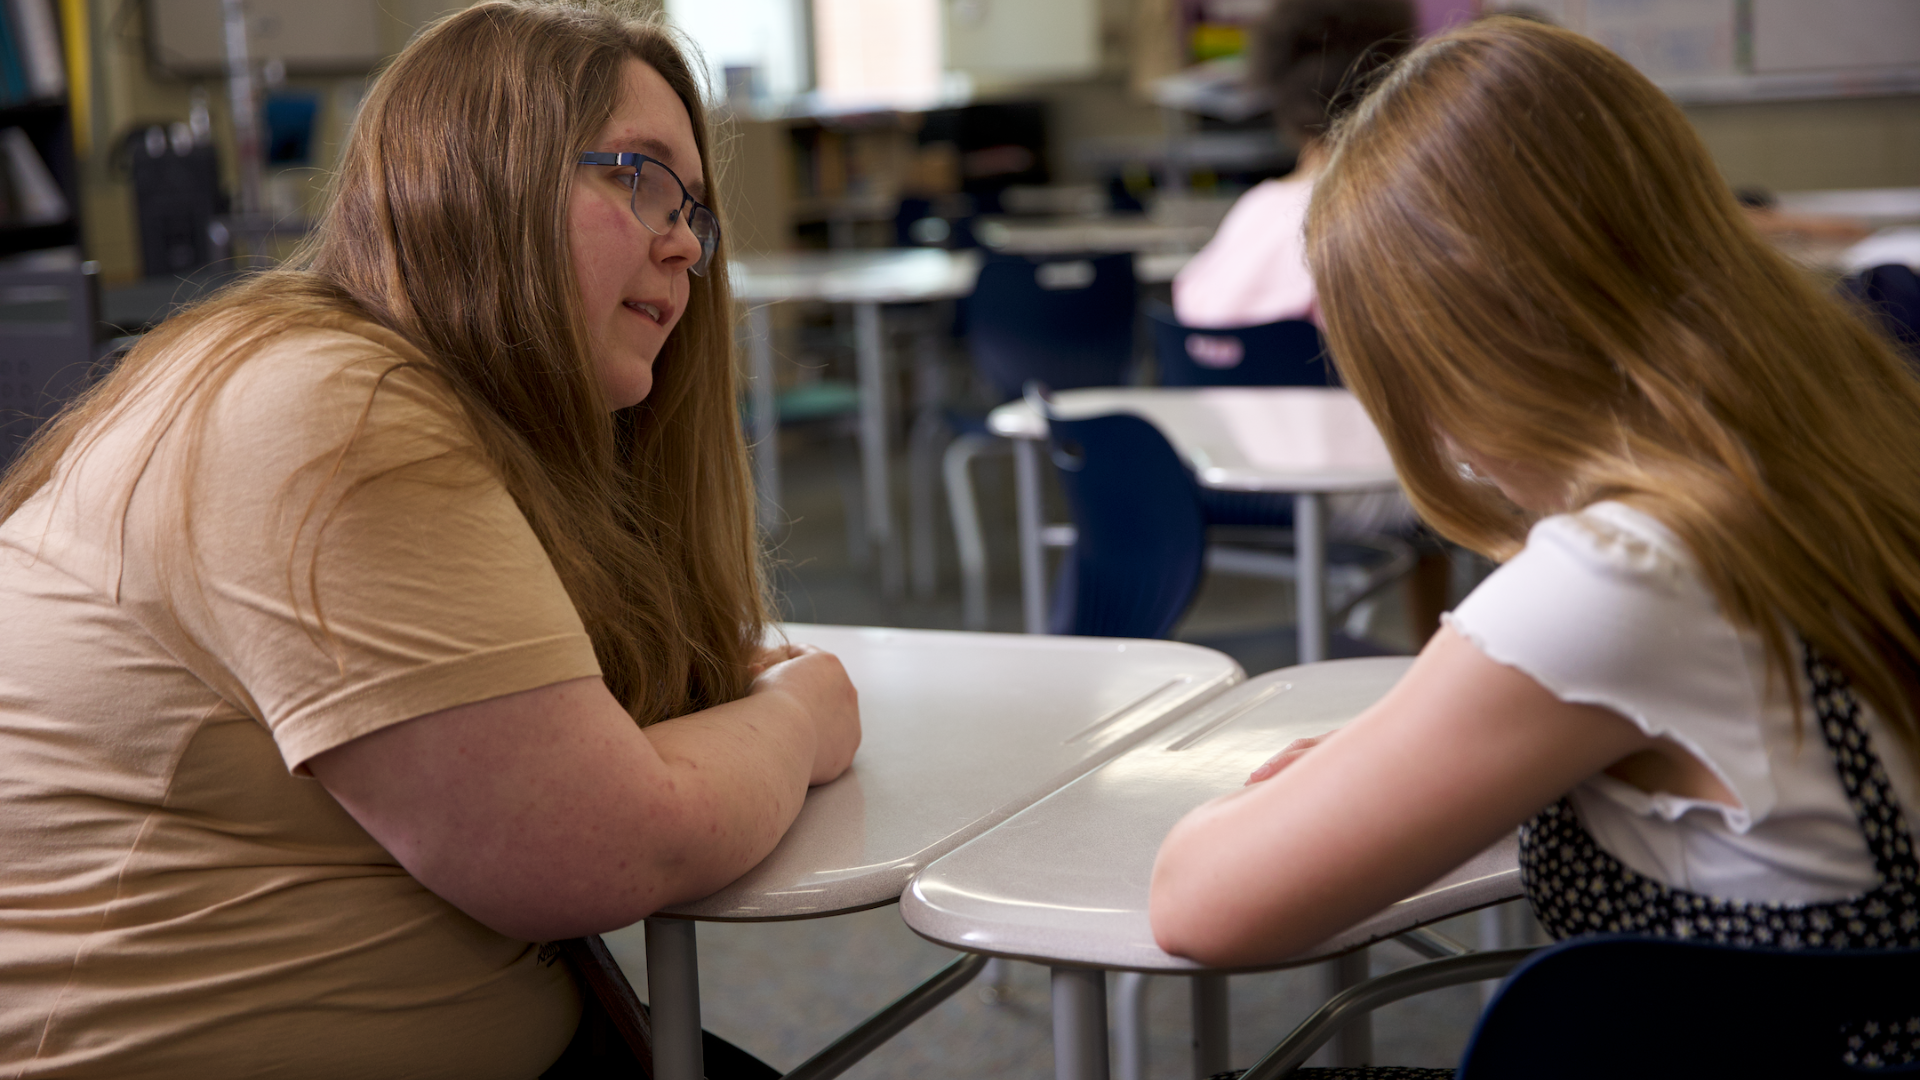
[989,387,1402,661]
[731,250,982,599]
[902,657,1522,1080]
[642,622,1243,1080]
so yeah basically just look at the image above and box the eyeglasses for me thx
[577,151,720,276]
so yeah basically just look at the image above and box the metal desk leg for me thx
[646,917,704,1080]
[1191,973,1230,1078]
[746,304,781,532]
[1307,949,1370,1067]
[1114,972,1149,1080]
[1014,437,1047,634]
[1295,491,1328,664]
[1053,966,1110,1080]
[853,301,902,600]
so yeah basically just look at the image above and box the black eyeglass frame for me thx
[577,151,720,276]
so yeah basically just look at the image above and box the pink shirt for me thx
[1172,173,1319,329]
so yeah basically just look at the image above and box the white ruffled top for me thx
[1446,501,1920,904]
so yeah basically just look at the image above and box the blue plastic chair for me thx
[1457,936,1920,1078]
[1147,301,1336,388]
[1233,935,1920,1079]
[1844,262,1920,368]
[930,252,1140,627]
[1041,408,1208,638]
[968,252,1138,397]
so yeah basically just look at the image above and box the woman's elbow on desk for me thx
[1148,789,1328,966]
[309,654,859,942]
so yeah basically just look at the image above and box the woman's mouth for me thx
[625,300,668,325]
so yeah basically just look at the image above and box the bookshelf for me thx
[0,0,81,261]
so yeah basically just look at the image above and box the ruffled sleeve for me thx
[1444,502,1773,832]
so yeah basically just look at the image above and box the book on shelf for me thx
[0,0,62,107]
[1,126,65,225]
[7,0,64,101]
[0,3,28,106]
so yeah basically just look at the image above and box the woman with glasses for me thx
[0,3,854,1077]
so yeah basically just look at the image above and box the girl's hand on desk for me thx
[748,642,802,678]
[750,644,862,785]
[1248,735,1329,784]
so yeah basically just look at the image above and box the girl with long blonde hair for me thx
[1152,14,1920,1012]
[0,3,855,1076]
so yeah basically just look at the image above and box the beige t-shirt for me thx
[0,325,605,1078]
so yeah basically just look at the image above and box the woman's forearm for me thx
[310,658,856,942]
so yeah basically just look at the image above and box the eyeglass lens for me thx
[629,158,718,273]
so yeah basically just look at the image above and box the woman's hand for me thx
[750,643,861,785]
[1247,734,1329,784]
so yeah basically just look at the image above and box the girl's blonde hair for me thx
[1309,17,1920,753]
[0,0,769,724]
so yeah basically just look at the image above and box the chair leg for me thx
[1114,971,1150,1080]
[908,408,949,600]
[943,433,1003,631]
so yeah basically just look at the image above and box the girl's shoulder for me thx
[1522,500,1700,593]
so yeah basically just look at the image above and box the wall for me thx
[79,0,479,283]
[1684,95,1920,193]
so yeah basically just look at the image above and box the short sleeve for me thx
[1444,502,1775,830]
[126,329,603,772]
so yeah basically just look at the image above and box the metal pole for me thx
[1052,967,1111,1080]
[1114,972,1149,1080]
[783,953,988,1080]
[219,0,263,241]
[1191,973,1230,1078]
[645,917,704,1080]
[853,301,902,600]
[1295,492,1327,663]
[1015,437,1047,634]
[746,303,781,533]
[1307,949,1369,1067]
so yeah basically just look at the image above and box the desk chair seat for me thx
[1224,935,1920,1080]
[1844,262,1920,367]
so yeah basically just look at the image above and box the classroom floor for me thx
[604,416,1525,1077]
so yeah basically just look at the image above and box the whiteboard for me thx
[1485,0,1920,102]
[147,0,384,76]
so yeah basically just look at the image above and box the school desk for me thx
[901,657,1523,1080]
[642,622,1244,1080]
[987,387,1402,661]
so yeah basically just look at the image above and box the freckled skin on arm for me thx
[308,645,859,942]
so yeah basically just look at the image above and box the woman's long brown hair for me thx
[1309,17,1920,757]
[0,0,769,724]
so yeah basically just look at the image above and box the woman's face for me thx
[570,59,706,410]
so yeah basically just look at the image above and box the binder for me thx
[7,0,61,100]
[0,3,28,106]
[1,126,66,224]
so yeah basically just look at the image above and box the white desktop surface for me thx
[902,658,1522,973]
[659,623,1245,920]
[730,248,983,306]
[988,386,1400,494]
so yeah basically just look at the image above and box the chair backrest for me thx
[1042,406,1207,639]
[1457,934,1920,1079]
[1146,301,1335,388]
[1844,261,1920,368]
[1,266,101,471]
[965,252,1137,399]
